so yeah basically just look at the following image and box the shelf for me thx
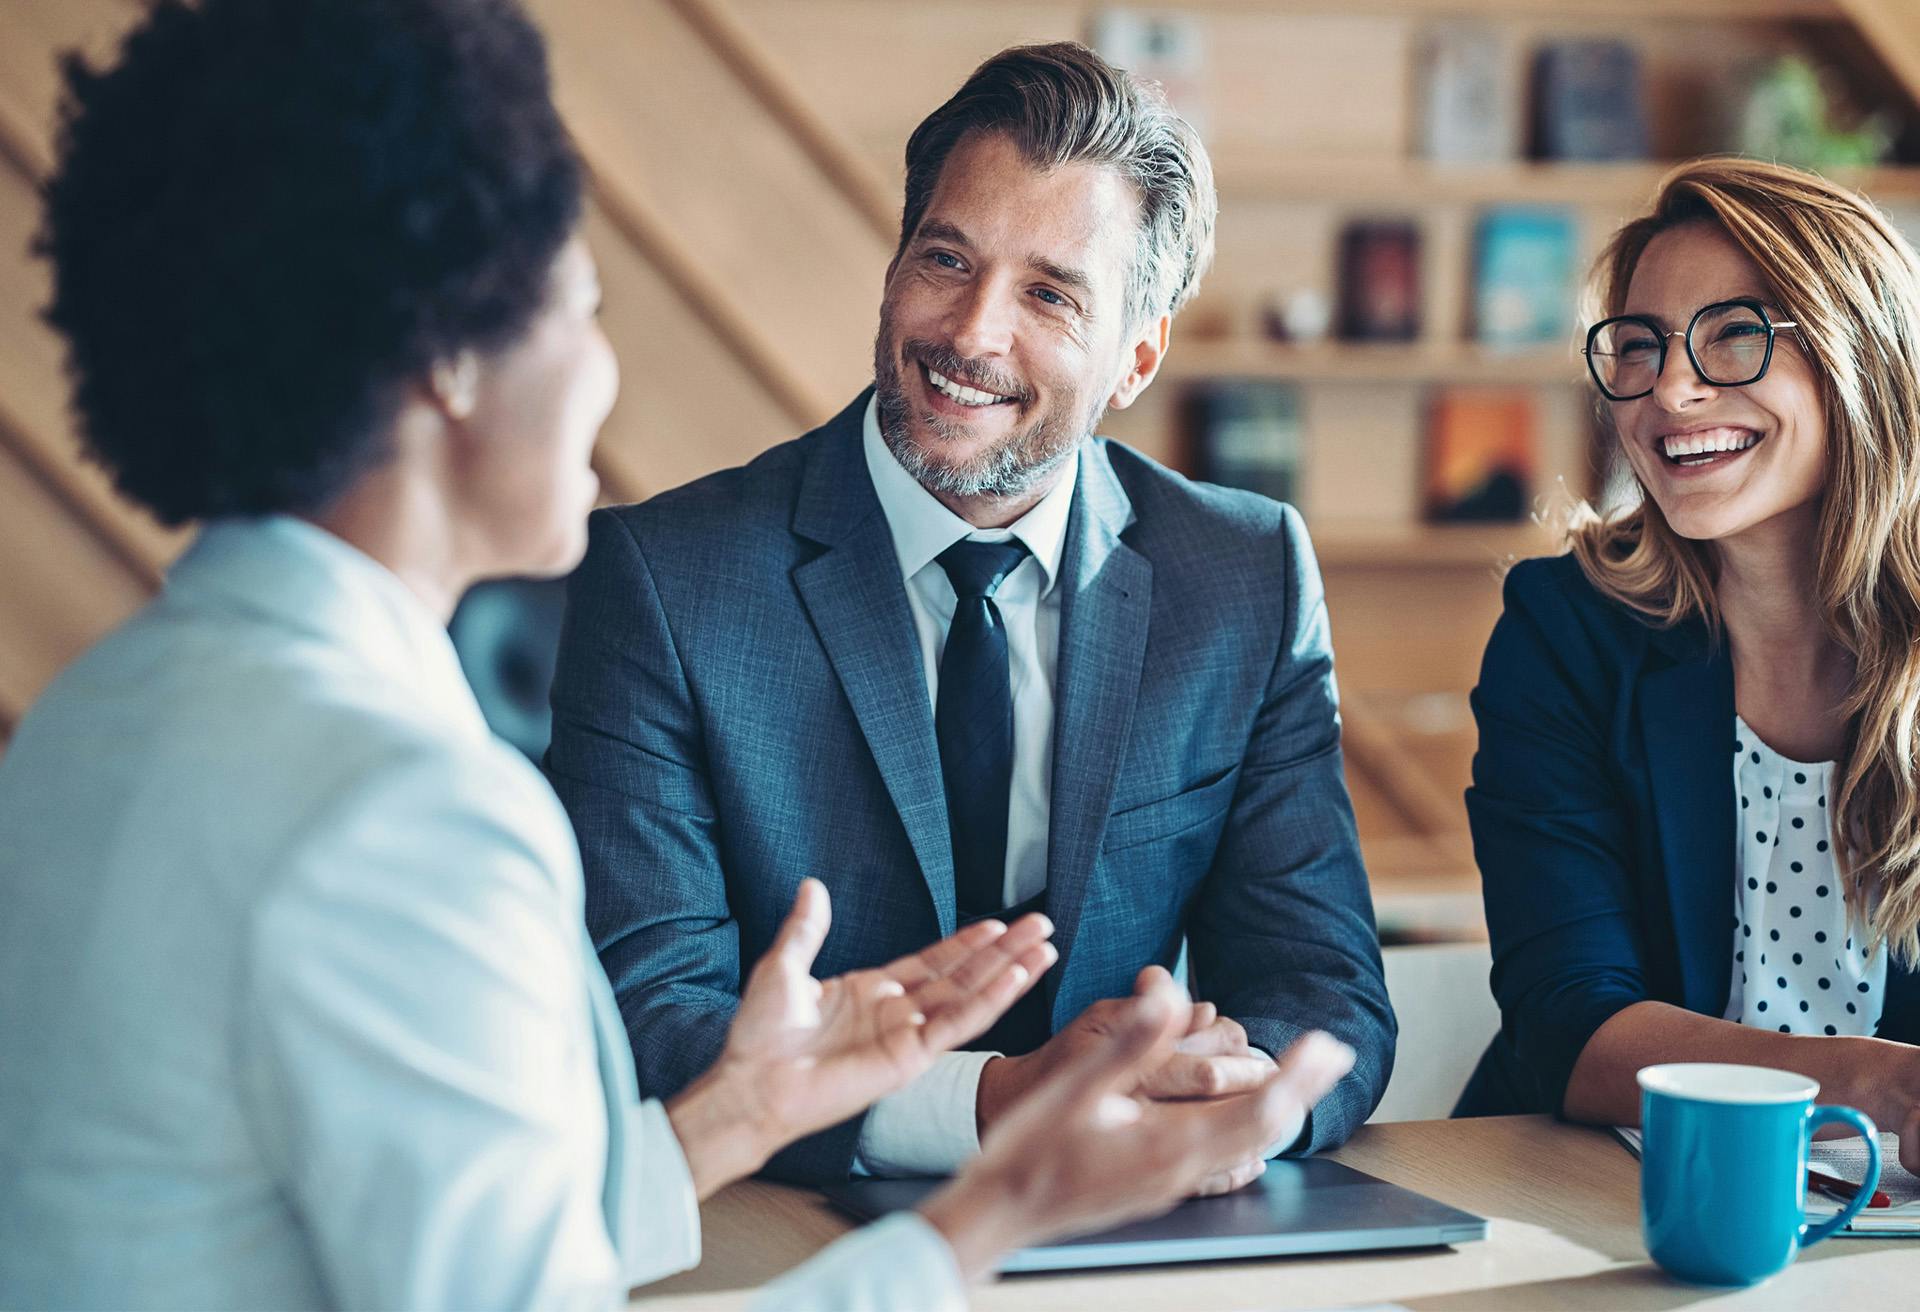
[1310,521,1564,568]
[978,1,1845,18]
[1208,157,1920,208]
[1166,339,1582,385]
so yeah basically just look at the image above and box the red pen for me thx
[1808,1170,1892,1209]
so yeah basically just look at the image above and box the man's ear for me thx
[427,351,480,422]
[1108,313,1171,411]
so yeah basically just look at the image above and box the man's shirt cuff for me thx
[851,1050,997,1177]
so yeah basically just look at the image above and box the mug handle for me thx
[1800,1104,1882,1247]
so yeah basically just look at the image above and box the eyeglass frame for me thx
[1582,297,1799,402]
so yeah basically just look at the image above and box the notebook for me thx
[1612,1127,1920,1236]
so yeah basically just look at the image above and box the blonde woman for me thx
[1459,158,1920,1173]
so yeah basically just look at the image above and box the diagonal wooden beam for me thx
[0,391,166,590]
[586,166,835,430]
[1836,0,1920,110]
[1340,691,1466,838]
[659,0,898,244]
[0,87,54,182]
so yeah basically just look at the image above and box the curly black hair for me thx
[39,0,583,526]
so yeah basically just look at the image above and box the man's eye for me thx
[1032,287,1068,308]
[928,251,963,270]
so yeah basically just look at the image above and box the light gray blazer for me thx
[0,517,695,1310]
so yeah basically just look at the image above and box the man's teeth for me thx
[927,367,1012,408]
[1663,430,1759,461]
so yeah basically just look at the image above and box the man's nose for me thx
[947,278,1015,360]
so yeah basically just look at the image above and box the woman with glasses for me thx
[1456,158,1920,1172]
[0,2,1351,1308]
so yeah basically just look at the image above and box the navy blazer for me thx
[1458,553,1920,1118]
[546,392,1394,1182]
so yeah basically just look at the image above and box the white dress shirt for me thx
[855,398,1077,1177]
[0,515,961,1311]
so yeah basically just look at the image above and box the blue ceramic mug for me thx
[1638,1062,1881,1286]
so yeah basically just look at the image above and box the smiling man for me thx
[547,43,1394,1184]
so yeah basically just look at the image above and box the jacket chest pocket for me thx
[1101,764,1241,854]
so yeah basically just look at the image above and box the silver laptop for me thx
[823,1157,1487,1274]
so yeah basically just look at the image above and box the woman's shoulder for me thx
[1500,550,1672,652]
[1480,550,1674,708]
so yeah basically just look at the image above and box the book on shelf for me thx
[1472,206,1576,349]
[1091,9,1209,137]
[1337,220,1422,343]
[1530,40,1648,162]
[1187,381,1303,507]
[1424,388,1536,523]
[1416,22,1514,163]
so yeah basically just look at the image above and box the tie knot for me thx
[937,539,1030,600]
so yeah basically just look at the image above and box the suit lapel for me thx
[1045,442,1152,1016]
[792,393,957,935]
[1638,623,1736,1016]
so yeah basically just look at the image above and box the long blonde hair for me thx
[1568,157,1920,965]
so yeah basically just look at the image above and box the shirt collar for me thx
[860,393,1078,594]
[166,515,488,740]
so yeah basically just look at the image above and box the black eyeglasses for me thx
[1583,298,1798,402]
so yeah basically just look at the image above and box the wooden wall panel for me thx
[530,0,889,406]
[0,437,150,727]
[582,201,799,498]
[731,0,1084,168]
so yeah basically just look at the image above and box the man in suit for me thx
[548,41,1394,1184]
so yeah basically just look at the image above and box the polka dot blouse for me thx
[1724,717,1885,1037]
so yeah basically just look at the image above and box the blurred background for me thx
[3,2,1918,997]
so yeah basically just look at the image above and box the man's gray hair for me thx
[896,42,1217,327]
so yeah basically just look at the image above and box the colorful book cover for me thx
[1188,381,1303,507]
[1424,388,1535,522]
[1337,220,1422,342]
[1472,206,1576,349]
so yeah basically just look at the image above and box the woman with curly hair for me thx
[0,2,1349,1308]
[1461,157,1920,1172]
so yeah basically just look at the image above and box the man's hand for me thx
[667,879,1056,1196]
[921,976,1355,1283]
[976,965,1281,1194]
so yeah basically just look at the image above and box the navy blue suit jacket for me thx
[546,392,1394,1182]
[1459,553,1920,1117]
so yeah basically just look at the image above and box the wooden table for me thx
[637,1116,1914,1310]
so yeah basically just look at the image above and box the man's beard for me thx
[872,321,1096,501]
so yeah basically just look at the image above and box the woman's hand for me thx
[668,879,1055,1195]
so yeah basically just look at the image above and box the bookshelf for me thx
[1208,157,1920,207]
[1164,340,1579,385]
[1111,1,1848,17]
[1083,0,1919,893]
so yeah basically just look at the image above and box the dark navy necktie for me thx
[935,538,1031,920]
